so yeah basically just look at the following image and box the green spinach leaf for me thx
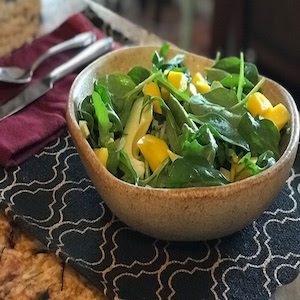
[180,124,218,166]
[206,68,229,83]
[164,156,228,188]
[238,113,280,159]
[92,91,113,146]
[213,56,259,85]
[167,94,197,130]
[198,87,239,108]
[127,66,150,85]
[189,94,242,127]
[220,74,254,93]
[97,73,136,114]
[190,113,250,151]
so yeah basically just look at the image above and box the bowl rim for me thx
[67,46,300,196]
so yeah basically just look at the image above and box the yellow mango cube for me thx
[191,72,205,85]
[194,81,210,94]
[191,72,210,93]
[94,147,108,168]
[137,135,169,172]
[167,71,188,91]
[247,92,273,117]
[263,103,290,130]
[143,82,162,114]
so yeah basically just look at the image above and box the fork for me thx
[0,31,96,84]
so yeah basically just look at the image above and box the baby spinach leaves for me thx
[96,73,136,116]
[238,113,280,159]
[164,156,228,188]
[191,113,249,151]
[213,56,259,85]
[180,124,218,166]
[107,146,139,185]
[127,66,150,85]
[92,91,112,146]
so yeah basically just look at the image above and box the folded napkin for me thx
[0,14,115,168]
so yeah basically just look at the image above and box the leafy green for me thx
[213,56,259,85]
[97,72,159,126]
[152,43,191,81]
[92,91,112,146]
[233,150,276,181]
[97,73,136,114]
[220,74,254,93]
[196,87,239,108]
[159,43,170,57]
[105,103,123,133]
[189,93,242,128]
[127,66,150,85]
[94,82,112,105]
[118,150,139,185]
[139,158,170,187]
[78,95,98,148]
[257,150,276,170]
[106,147,139,185]
[159,99,182,154]
[180,124,218,166]
[238,113,280,159]
[236,52,245,101]
[190,113,250,151]
[164,156,228,188]
[206,68,229,83]
[167,94,197,130]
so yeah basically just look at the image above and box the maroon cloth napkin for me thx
[0,14,114,168]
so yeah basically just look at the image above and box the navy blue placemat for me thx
[0,132,299,300]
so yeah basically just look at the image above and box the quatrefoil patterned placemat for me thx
[1,132,299,300]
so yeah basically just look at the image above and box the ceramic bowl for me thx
[66,46,299,241]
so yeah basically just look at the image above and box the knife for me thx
[0,37,114,121]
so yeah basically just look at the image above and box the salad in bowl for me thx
[77,44,290,188]
[67,45,299,240]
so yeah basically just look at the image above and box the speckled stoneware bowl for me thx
[66,46,299,241]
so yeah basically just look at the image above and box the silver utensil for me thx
[0,37,114,121]
[0,31,97,84]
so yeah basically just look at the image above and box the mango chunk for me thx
[167,71,188,91]
[191,72,210,93]
[191,72,205,86]
[137,135,169,172]
[143,82,162,114]
[194,81,210,93]
[94,147,108,168]
[247,92,273,117]
[263,103,290,130]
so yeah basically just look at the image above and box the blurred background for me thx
[88,0,300,104]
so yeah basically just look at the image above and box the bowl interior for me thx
[70,46,298,156]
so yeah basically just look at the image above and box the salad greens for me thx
[78,44,288,188]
